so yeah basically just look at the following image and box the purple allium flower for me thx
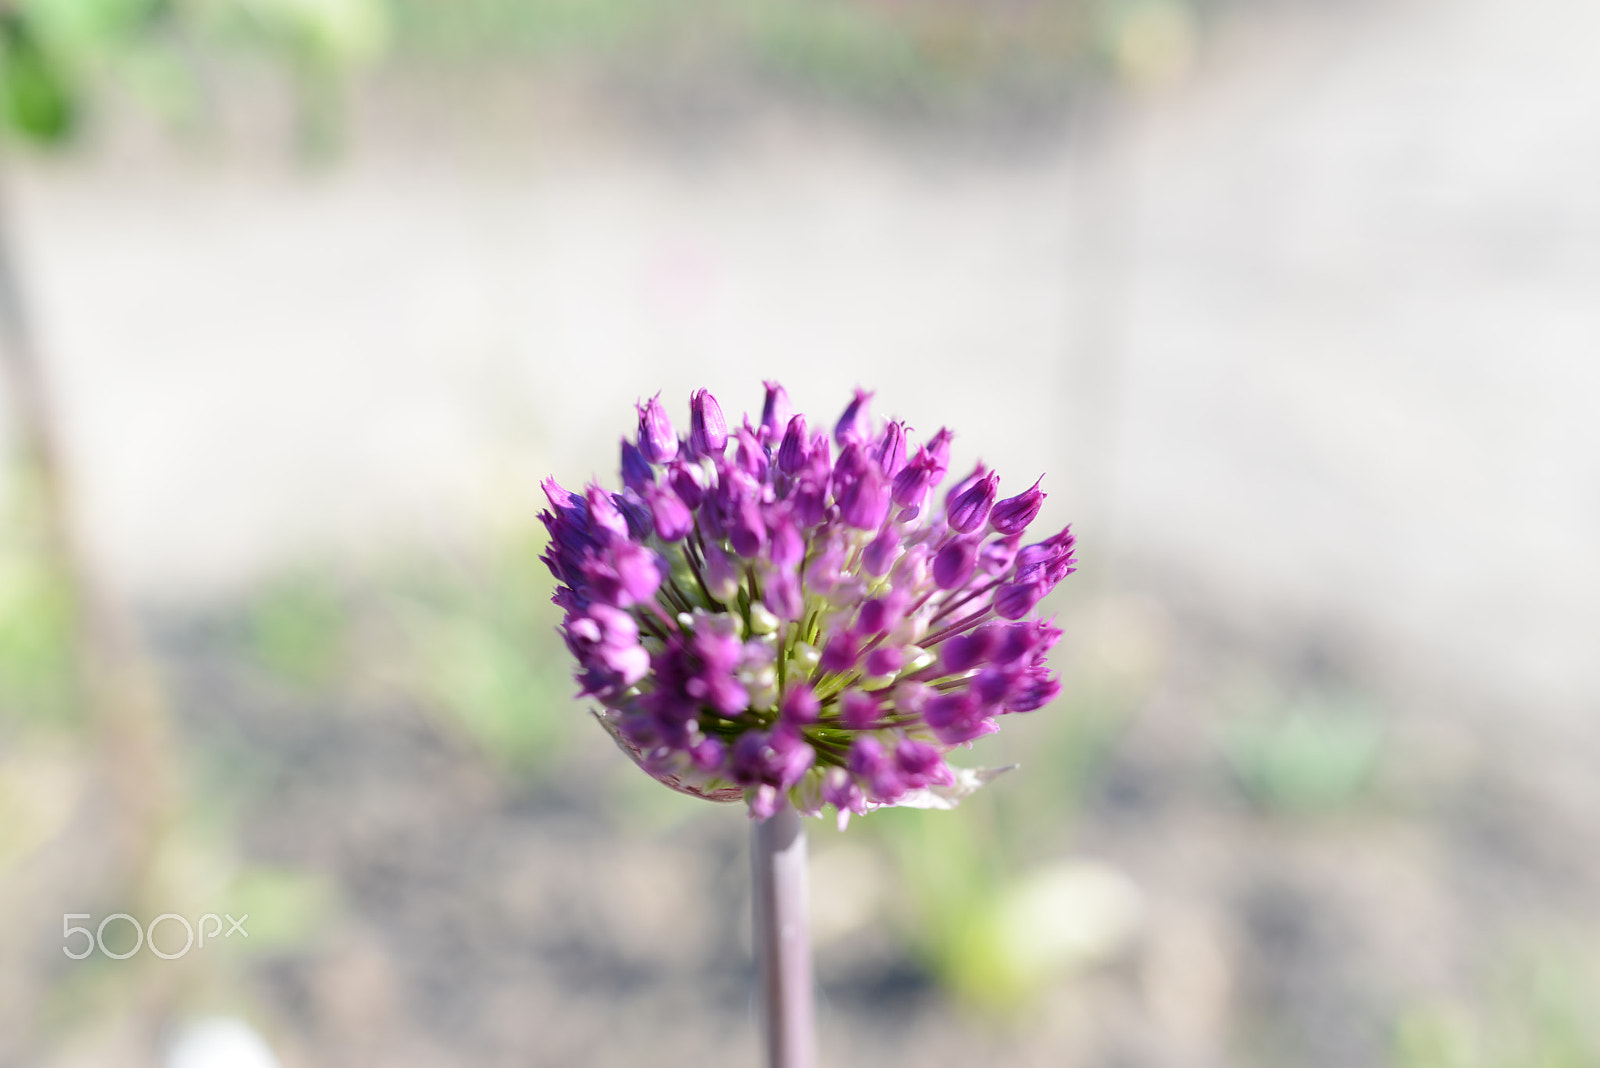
[541,385,1076,821]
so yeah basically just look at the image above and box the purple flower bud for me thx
[1005,670,1061,712]
[542,476,581,514]
[932,538,978,590]
[636,393,679,463]
[924,427,953,482]
[940,628,997,674]
[895,738,955,789]
[992,619,1060,665]
[734,424,768,481]
[770,725,816,787]
[875,420,909,479]
[822,767,867,825]
[924,692,997,745]
[891,453,936,512]
[586,484,630,540]
[830,441,867,499]
[667,459,706,509]
[730,732,773,786]
[615,542,664,605]
[994,580,1047,620]
[1014,525,1076,586]
[777,414,810,475]
[647,485,694,541]
[806,432,832,475]
[978,534,1021,577]
[838,463,891,531]
[848,735,904,801]
[701,537,741,602]
[688,388,728,458]
[727,494,767,559]
[834,387,875,447]
[614,492,654,541]
[583,540,663,607]
[696,495,727,542]
[893,680,933,716]
[972,666,1013,707]
[945,465,999,534]
[792,475,830,529]
[890,543,932,590]
[731,726,814,788]
[766,507,805,567]
[748,785,781,820]
[857,592,907,636]
[761,381,793,441]
[689,736,726,771]
[840,690,880,729]
[566,603,650,696]
[684,622,748,715]
[865,646,903,677]
[990,476,1045,535]
[861,524,901,576]
[621,439,655,494]
[805,535,846,595]
[821,631,859,674]
[765,567,804,620]
[781,682,821,724]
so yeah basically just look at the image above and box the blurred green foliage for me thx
[236,532,572,775]
[0,477,79,730]
[392,533,573,775]
[1393,945,1600,1068]
[0,0,388,150]
[386,0,1197,104]
[247,571,347,688]
[1222,695,1386,814]
[0,0,1207,149]
[860,605,1162,1012]
[388,0,1098,102]
[221,864,338,951]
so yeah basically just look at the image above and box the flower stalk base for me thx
[752,801,815,1068]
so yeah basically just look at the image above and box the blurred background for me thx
[1,0,1598,1065]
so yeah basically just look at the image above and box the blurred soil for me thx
[126,584,1600,1068]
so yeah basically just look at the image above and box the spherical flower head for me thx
[541,384,1077,824]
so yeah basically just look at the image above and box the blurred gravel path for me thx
[6,0,1597,721]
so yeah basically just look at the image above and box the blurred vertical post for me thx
[0,159,172,888]
[752,801,816,1068]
